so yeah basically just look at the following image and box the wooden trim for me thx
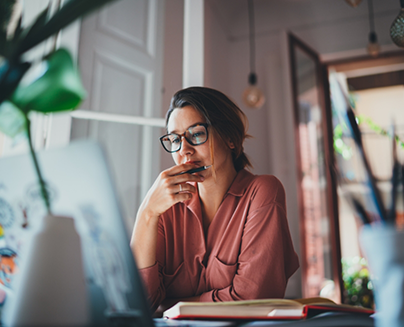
[70,110,166,127]
[320,64,343,303]
[325,50,404,72]
[347,70,404,90]
[288,32,343,302]
[288,33,309,298]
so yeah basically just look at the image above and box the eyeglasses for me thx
[160,123,209,153]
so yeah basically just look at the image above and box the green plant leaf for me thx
[11,48,86,113]
[0,30,6,57]
[13,0,118,57]
[3,15,23,58]
[0,60,31,104]
[0,100,26,137]
[13,15,23,41]
[19,5,50,49]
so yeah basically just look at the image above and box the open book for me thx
[163,297,374,320]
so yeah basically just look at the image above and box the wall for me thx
[204,2,302,297]
[160,0,184,171]
[204,2,231,95]
[203,0,403,299]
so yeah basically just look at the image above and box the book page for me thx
[175,299,302,308]
[293,297,336,305]
[267,309,303,317]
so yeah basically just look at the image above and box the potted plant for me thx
[0,1,120,325]
[0,0,118,214]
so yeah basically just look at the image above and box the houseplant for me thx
[0,0,118,214]
[0,1,121,324]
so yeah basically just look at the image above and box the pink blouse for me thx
[139,169,299,311]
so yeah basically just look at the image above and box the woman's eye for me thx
[171,137,180,144]
[192,131,205,138]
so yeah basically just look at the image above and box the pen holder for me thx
[2,214,89,326]
[360,225,404,327]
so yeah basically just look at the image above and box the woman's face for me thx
[167,106,234,177]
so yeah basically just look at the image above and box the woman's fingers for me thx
[175,173,204,186]
[175,182,197,194]
[143,164,205,217]
[166,163,205,176]
[162,168,204,190]
[175,192,193,202]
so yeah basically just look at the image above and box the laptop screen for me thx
[0,140,154,326]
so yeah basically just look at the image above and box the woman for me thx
[130,87,299,312]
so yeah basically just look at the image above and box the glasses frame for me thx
[159,123,209,153]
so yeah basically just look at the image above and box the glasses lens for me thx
[162,134,181,152]
[187,125,208,145]
[160,125,208,153]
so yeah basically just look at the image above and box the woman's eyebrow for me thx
[168,122,205,134]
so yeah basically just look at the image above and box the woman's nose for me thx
[179,136,194,155]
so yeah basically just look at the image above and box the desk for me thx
[154,311,375,327]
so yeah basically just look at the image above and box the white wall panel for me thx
[71,0,165,231]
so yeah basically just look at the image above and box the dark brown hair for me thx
[166,87,252,171]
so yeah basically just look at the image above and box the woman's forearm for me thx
[130,206,160,269]
[130,164,202,268]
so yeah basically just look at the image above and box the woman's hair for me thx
[166,87,252,171]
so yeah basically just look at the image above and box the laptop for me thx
[0,140,236,327]
[0,140,155,326]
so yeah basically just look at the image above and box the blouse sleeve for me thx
[138,220,167,312]
[199,176,299,302]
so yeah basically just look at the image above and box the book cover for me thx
[163,297,373,320]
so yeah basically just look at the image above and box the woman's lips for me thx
[185,161,199,166]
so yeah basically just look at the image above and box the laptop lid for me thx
[0,140,154,326]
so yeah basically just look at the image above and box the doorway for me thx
[289,33,342,303]
[326,52,404,308]
[289,31,404,304]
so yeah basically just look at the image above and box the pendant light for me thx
[366,0,380,57]
[390,0,404,47]
[345,0,362,8]
[242,0,265,109]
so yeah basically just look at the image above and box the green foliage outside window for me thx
[342,256,374,309]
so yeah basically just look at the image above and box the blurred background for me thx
[1,0,403,305]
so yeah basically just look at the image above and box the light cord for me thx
[367,0,375,34]
[248,0,256,74]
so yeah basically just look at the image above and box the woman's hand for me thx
[140,163,205,220]
[131,163,204,269]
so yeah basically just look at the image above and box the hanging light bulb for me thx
[390,0,404,47]
[367,31,380,56]
[366,0,380,57]
[345,0,362,8]
[242,0,265,109]
[243,72,265,108]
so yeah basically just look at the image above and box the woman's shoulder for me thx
[250,173,283,186]
[243,171,286,206]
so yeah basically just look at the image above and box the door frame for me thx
[290,33,404,301]
[323,48,404,299]
[288,32,343,302]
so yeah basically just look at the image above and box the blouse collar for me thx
[186,168,254,215]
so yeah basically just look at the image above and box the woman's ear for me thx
[228,140,235,149]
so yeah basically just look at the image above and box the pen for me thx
[178,165,212,175]
[388,122,398,224]
[346,107,386,222]
[352,198,371,225]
